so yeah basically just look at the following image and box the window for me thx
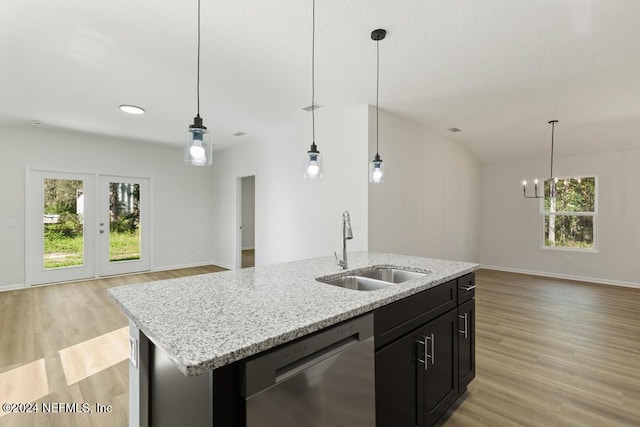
[542,176,597,250]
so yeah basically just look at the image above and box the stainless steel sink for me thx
[358,267,430,283]
[317,276,391,291]
[316,266,431,291]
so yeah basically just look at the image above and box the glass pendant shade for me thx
[185,116,212,166]
[304,143,322,179]
[369,154,385,183]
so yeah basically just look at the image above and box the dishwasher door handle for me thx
[243,313,374,399]
[275,336,359,384]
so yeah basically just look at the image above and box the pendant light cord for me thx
[550,120,555,180]
[196,0,201,117]
[311,0,315,144]
[376,38,380,156]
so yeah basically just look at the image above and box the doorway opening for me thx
[238,175,255,268]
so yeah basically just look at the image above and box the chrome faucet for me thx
[335,211,353,269]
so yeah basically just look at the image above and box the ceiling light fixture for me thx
[184,0,212,167]
[523,120,559,198]
[119,104,145,115]
[303,0,322,179]
[369,28,387,184]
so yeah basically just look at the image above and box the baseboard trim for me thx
[152,261,230,272]
[0,283,27,292]
[1,263,229,293]
[481,264,640,289]
[209,260,236,270]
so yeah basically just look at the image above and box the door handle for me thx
[458,313,468,339]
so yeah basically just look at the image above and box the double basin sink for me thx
[316,267,431,291]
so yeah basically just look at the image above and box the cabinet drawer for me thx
[374,280,457,349]
[457,273,475,304]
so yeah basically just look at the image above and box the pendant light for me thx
[523,120,559,198]
[369,29,386,183]
[304,0,322,179]
[184,0,212,166]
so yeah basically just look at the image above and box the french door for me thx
[99,175,150,277]
[27,170,150,285]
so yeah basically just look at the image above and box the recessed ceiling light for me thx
[448,127,461,132]
[233,132,246,136]
[119,105,145,115]
[31,120,44,126]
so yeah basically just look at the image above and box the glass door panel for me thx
[108,182,141,262]
[43,178,85,269]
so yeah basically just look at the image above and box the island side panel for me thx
[129,321,150,427]
[130,323,244,427]
[149,343,213,427]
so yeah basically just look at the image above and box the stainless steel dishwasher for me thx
[243,314,375,427]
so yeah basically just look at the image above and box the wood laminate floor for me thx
[442,270,640,427]
[241,249,255,268]
[0,266,224,427]
[1,268,638,426]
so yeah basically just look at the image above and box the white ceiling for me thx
[2,0,640,163]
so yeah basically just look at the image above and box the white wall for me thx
[368,107,480,262]
[479,149,640,286]
[211,105,369,269]
[241,175,255,249]
[0,125,216,288]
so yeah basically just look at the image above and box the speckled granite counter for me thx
[109,251,477,377]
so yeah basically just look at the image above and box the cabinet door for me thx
[417,310,458,427]
[458,299,475,391]
[375,331,419,427]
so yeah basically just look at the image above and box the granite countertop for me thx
[108,251,478,377]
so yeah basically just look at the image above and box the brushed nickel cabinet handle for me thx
[461,285,476,291]
[417,338,429,370]
[458,313,468,339]
[426,334,435,365]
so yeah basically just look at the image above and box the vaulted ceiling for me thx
[2,0,640,163]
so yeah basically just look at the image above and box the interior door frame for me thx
[25,168,97,286]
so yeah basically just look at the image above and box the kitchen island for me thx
[109,251,478,426]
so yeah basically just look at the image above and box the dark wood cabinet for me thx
[418,309,459,427]
[375,273,475,427]
[375,328,420,427]
[458,298,475,391]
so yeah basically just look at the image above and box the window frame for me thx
[539,175,598,253]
